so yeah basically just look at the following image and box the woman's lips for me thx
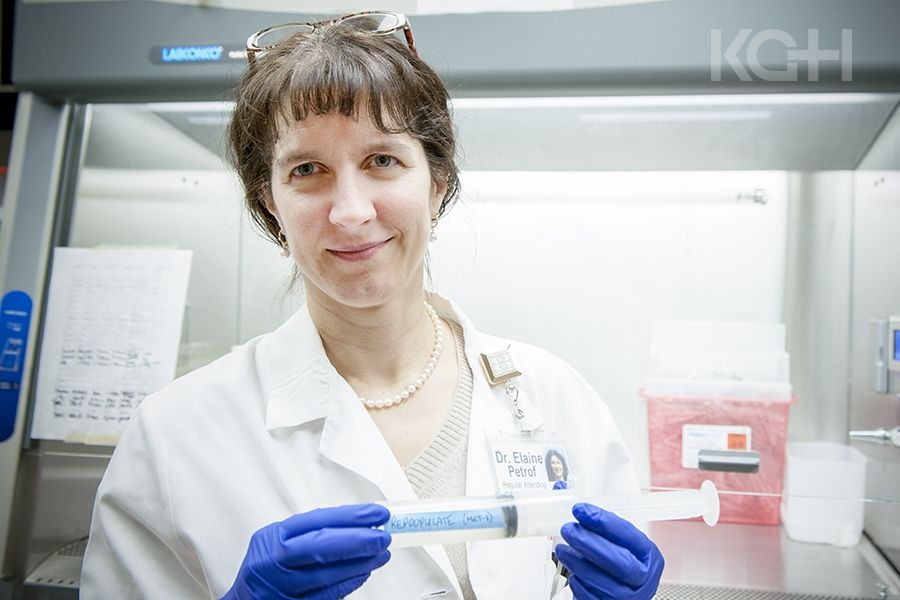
[328,239,390,262]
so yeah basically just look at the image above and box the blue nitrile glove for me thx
[550,480,571,582]
[555,503,664,600]
[221,503,392,600]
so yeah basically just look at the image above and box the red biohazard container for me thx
[643,390,796,525]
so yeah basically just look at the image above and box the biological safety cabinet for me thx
[1,1,900,598]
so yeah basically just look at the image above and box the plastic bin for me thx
[780,442,867,547]
[644,390,796,525]
[644,378,792,401]
[648,351,791,383]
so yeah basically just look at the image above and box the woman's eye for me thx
[292,163,318,177]
[372,154,397,168]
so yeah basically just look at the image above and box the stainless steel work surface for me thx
[651,521,897,599]
[656,584,887,600]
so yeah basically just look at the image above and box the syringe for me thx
[381,480,719,548]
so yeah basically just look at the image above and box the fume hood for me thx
[2,1,900,599]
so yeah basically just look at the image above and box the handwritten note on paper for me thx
[30,247,192,445]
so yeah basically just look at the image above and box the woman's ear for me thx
[261,186,282,230]
[430,175,449,216]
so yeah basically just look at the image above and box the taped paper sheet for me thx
[30,247,192,445]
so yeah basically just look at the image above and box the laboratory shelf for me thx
[651,521,899,600]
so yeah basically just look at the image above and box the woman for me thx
[546,449,570,483]
[81,12,663,600]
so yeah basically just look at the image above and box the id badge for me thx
[488,432,573,494]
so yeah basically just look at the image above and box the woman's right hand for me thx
[221,503,392,600]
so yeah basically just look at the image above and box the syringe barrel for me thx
[381,481,719,548]
[594,486,717,525]
[516,480,719,536]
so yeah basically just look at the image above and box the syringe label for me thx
[385,508,509,534]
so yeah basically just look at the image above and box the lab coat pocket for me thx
[468,535,553,600]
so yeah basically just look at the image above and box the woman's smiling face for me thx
[551,455,564,479]
[265,110,445,309]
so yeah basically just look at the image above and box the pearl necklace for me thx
[359,302,444,409]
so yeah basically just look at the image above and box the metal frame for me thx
[0,93,81,576]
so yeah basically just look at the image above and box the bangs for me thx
[266,28,422,145]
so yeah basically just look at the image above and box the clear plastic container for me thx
[780,442,867,547]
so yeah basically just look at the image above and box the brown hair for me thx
[227,22,461,245]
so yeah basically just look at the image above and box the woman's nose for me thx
[328,173,377,228]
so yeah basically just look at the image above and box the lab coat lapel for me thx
[318,363,465,599]
[259,304,414,501]
[317,370,414,501]
[260,305,463,597]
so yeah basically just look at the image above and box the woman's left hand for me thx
[555,503,664,600]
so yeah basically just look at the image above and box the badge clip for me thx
[480,345,522,385]
[480,346,542,433]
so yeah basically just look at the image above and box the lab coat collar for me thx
[254,292,514,506]
[257,304,417,503]
[256,292,492,432]
[256,304,333,431]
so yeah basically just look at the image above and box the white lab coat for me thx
[81,294,639,600]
